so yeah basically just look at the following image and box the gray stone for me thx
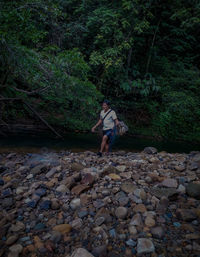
[70,198,81,210]
[162,178,178,188]
[71,248,94,257]
[137,238,155,255]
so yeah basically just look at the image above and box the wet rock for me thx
[186,183,200,199]
[71,248,94,257]
[137,238,155,255]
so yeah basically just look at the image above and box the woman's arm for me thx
[115,118,120,127]
[91,119,102,132]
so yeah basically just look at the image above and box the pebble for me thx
[115,206,128,219]
[1,149,200,257]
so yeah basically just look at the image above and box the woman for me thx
[91,100,119,156]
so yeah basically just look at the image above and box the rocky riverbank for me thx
[0,148,200,257]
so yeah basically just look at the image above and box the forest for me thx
[0,0,200,142]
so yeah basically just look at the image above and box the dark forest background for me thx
[0,0,200,141]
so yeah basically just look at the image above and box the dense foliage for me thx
[0,0,200,141]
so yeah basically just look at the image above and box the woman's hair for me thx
[103,99,110,106]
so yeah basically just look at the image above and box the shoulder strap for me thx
[102,109,112,122]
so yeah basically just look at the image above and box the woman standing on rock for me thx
[91,100,119,157]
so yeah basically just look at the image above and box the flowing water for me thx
[0,133,199,153]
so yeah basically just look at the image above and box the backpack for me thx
[116,121,129,136]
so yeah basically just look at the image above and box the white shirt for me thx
[100,109,117,130]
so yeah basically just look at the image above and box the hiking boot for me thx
[97,152,102,157]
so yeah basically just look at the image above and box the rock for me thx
[133,204,147,213]
[121,183,137,194]
[145,216,155,227]
[6,235,19,246]
[8,244,23,257]
[92,245,107,257]
[71,184,90,195]
[115,207,128,219]
[134,188,146,200]
[116,165,126,172]
[176,209,197,221]
[128,225,137,235]
[71,218,83,229]
[69,198,81,210]
[95,216,105,226]
[51,199,60,210]
[186,183,200,199]
[137,238,155,255]
[39,200,51,210]
[143,147,157,154]
[174,165,185,171]
[31,164,48,175]
[151,187,177,199]
[16,186,27,195]
[10,221,25,232]
[50,231,62,243]
[102,165,118,175]
[162,178,178,188]
[177,184,186,194]
[56,185,69,193]
[46,167,59,178]
[71,248,94,257]
[130,213,143,226]
[2,197,13,208]
[151,226,165,239]
[71,163,84,172]
[108,173,121,180]
[81,173,95,185]
[53,224,72,234]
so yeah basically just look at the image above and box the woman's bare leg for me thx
[100,135,108,153]
[105,142,109,153]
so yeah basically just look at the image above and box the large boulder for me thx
[186,183,200,199]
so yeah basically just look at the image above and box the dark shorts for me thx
[103,129,113,141]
